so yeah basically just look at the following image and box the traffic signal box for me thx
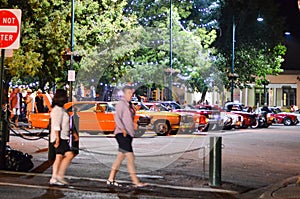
[152,89,163,101]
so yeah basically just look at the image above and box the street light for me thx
[230,15,263,102]
[70,0,75,102]
[230,16,236,102]
[168,0,173,101]
[62,48,82,100]
[262,79,270,105]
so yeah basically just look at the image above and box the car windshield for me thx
[139,104,150,111]
[145,103,169,111]
[67,103,95,112]
[272,108,282,114]
[226,104,243,111]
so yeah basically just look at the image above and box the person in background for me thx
[34,89,46,113]
[95,93,101,101]
[107,85,147,188]
[49,89,79,186]
[25,89,34,121]
[9,87,22,127]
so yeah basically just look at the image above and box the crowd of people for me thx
[6,86,146,187]
[8,87,50,127]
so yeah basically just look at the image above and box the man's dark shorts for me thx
[115,133,133,153]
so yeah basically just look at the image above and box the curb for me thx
[0,170,239,195]
[259,176,298,199]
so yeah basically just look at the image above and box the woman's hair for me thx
[52,89,68,108]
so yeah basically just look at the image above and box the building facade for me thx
[227,70,300,108]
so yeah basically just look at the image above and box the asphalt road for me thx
[2,124,300,198]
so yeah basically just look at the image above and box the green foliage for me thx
[1,0,137,90]
[215,0,287,88]
[121,0,220,93]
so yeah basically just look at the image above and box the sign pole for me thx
[0,9,21,169]
[0,49,7,169]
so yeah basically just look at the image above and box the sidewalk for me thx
[4,132,300,199]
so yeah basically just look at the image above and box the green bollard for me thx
[209,136,222,187]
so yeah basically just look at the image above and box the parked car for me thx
[268,107,299,126]
[185,105,224,131]
[28,101,151,137]
[196,104,244,130]
[136,102,198,135]
[172,109,209,132]
[254,107,276,128]
[224,102,260,128]
[293,109,300,121]
[160,101,182,110]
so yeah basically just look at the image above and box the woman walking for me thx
[49,89,79,186]
[107,85,147,187]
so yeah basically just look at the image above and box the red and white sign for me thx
[0,9,21,49]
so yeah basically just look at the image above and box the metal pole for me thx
[168,0,173,101]
[209,136,222,187]
[0,49,4,119]
[0,49,7,169]
[231,17,236,102]
[69,0,75,102]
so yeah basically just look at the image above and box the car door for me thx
[95,102,116,132]
[70,103,101,132]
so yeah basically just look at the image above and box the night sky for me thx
[277,0,300,70]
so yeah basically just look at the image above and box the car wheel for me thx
[134,130,146,138]
[154,120,170,136]
[283,117,292,126]
[250,119,259,129]
[201,124,209,132]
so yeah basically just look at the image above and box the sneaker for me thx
[49,178,65,186]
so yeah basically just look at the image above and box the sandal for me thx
[133,182,148,188]
[106,180,122,187]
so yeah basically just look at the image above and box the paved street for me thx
[1,124,300,198]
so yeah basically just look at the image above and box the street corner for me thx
[259,176,300,199]
[0,170,241,199]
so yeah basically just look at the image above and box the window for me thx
[255,87,268,106]
[282,87,296,107]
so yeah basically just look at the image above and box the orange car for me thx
[28,101,151,137]
[134,102,199,135]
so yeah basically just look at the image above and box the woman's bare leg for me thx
[51,154,63,180]
[108,152,125,182]
[125,152,140,185]
[57,151,75,179]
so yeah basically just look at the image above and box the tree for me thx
[215,0,286,89]
[120,0,220,100]
[1,0,137,93]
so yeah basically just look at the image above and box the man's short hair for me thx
[122,85,133,93]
